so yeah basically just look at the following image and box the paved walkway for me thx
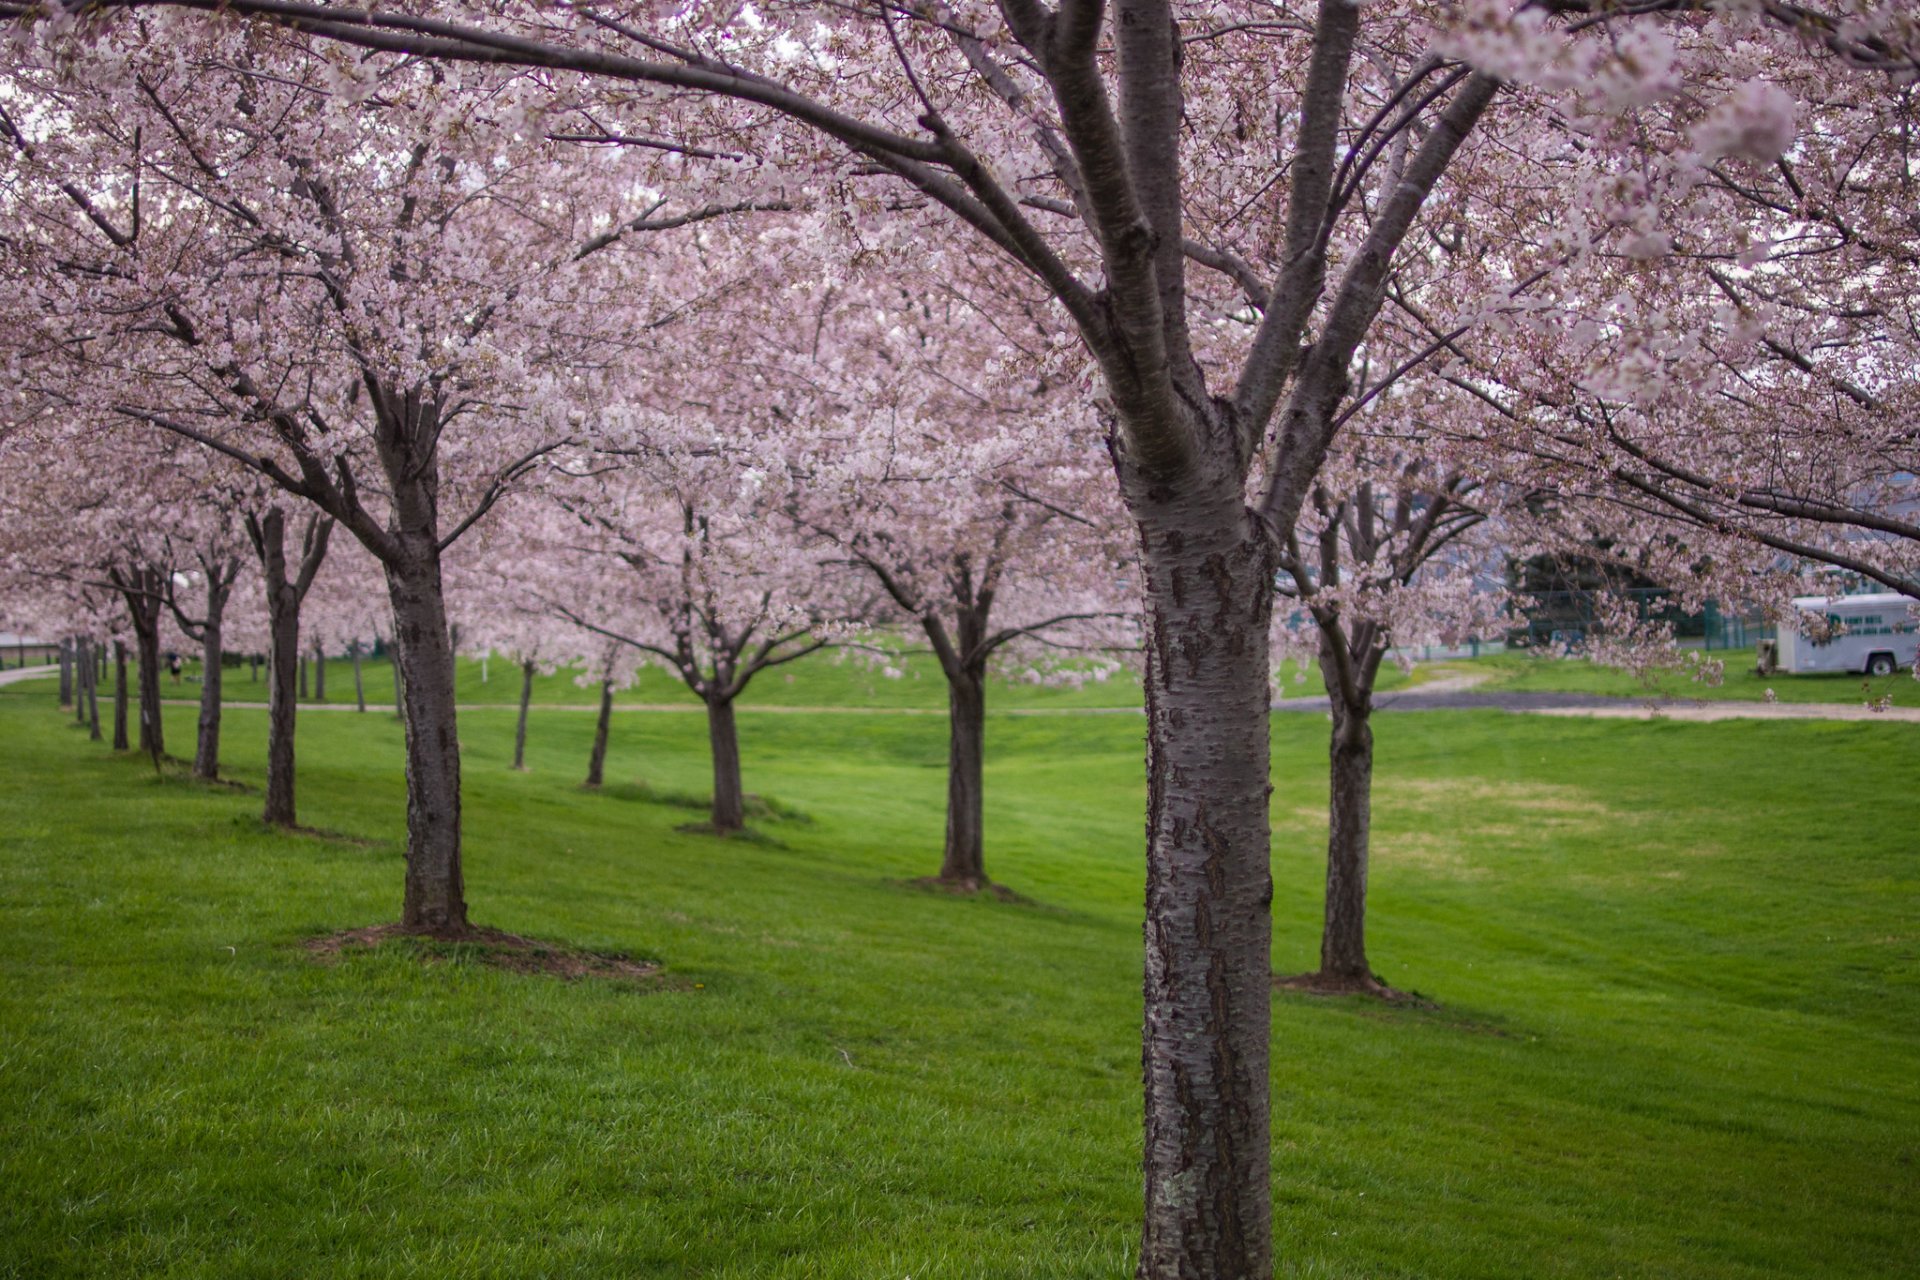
[1271,687,1920,722]
[0,664,57,689]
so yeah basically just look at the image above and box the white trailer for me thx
[1775,593,1920,677]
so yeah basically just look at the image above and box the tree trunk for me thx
[112,641,129,751]
[513,659,535,770]
[250,653,260,683]
[351,642,366,712]
[73,639,90,725]
[134,625,163,766]
[1132,485,1277,1280]
[262,589,301,826]
[584,678,613,787]
[313,643,327,701]
[299,654,310,702]
[127,586,165,769]
[386,546,467,932]
[1320,695,1376,986]
[193,616,225,782]
[939,665,988,886]
[58,638,73,707]
[249,509,331,829]
[85,645,102,741]
[705,694,745,831]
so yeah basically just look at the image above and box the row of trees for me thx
[2,1,1914,1273]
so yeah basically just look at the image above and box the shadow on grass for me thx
[233,813,390,851]
[601,778,812,823]
[1272,976,1534,1040]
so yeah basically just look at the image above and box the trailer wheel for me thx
[1866,652,1897,677]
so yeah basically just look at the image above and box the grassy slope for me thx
[1,675,1916,1278]
[1430,647,1920,707]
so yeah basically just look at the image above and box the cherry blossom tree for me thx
[756,261,1137,887]
[537,449,866,831]
[1269,424,1516,994]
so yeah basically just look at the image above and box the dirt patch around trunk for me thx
[306,924,665,985]
[1273,970,1425,1004]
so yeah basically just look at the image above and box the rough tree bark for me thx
[111,640,129,751]
[111,563,167,768]
[584,677,613,787]
[57,638,72,707]
[513,658,535,770]
[1131,480,1278,1280]
[73,639,89,725]
[384,530,467,932]
[939,664,988,886]
[1316,642,1384,991]
[264,603,299,822]
[390,630,405,720]
[704,694,745,831]
[167,554,241,782]
[247,508,334,828]
[84,643,102,741]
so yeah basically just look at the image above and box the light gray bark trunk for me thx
[386,545,467,931]
[513,659,535,770]
[1133,483,1276,1280]
[112,641,129,751]
[705,694,745,831]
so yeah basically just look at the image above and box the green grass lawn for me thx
[1,672,1916,1277]
[1428,647,1920,707]
[172,647,1420,712]
[173,646,1156,711]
